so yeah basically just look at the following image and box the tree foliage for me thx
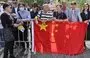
[23,0,44,5]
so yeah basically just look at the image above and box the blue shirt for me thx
[17,10,31,20]
[67,8,82,22]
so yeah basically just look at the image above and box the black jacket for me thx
[81,11,90,21]
[81,11,90,28]
[53,12,67,19]
[1,13,16,28]
[30,11,38,19]
[1,13,17,41]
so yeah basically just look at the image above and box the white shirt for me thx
[0,20,3,29]
[0,7,4,29]
[71,10,77,22]
[15,7,18,14]
[38,10,53,20]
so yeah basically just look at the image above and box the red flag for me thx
[34,20,87,55]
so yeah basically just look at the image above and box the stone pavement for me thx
[0,41,90,58]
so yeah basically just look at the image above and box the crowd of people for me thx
[0,1,90,58]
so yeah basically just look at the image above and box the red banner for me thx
[34,20,87,55]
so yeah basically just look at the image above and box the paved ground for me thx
[32,49,90,58]
[0,41,90,58]
[0,48,90,58]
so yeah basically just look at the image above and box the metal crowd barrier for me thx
[14,20,35,57]
[0,20,35,58]
[0,20,89,57]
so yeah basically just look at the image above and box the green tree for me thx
[79,0,86,8]
[23,0,44,5]
[0,0,7,2]
[23,0,34,4]
[37,0,44,5]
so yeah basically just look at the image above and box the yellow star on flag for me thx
[39,22,48,31]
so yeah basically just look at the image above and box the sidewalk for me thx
[0,48,4,58]
[0,41,90,58]
[0,47,31,58]
[86,41,90,49]
[32,49,90,58]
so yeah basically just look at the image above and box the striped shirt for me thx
[37,10,53,20]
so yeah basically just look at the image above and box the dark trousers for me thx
[87,28,90,40]
[0,29,4,48]
[3,41,15,58]
[0,29,4,41]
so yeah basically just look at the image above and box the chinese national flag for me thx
[34,20,87,55]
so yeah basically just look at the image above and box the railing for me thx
[0,20,35,58]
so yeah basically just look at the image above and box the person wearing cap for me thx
[68,1,82,22]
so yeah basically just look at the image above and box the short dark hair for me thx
[71,1,76,5]
[18,3,25,7]
[56,4,62,8]
[3,3,10,10]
